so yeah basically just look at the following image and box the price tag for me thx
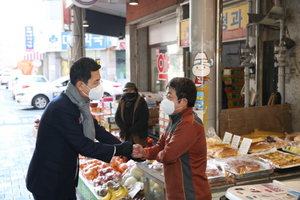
[239,138,252,154]
[223,132,232,144]
[231,135,241,149]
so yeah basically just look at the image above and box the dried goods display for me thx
[206,160,226,183]
[216,155,273,179]
[248,142,275,153]
[254,151,300,169]
[282,145,300,155]
[207,144,239,159]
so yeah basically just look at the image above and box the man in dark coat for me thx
[115,82,149,147]
[26,57,133,200]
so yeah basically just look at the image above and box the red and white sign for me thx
[23,51,43,61]
[156,53,170,82]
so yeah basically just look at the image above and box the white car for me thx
[14,75,67,109]
[50,76,123,100]
[15,75,123,109]
[0,72,11,86]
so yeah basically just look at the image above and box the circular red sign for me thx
[157,53,164,73]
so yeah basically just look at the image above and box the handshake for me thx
[114,142,146,160]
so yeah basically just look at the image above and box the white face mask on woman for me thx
[83,83,104,100]
[160,98,183,115]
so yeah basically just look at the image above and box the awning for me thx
[23,51,43,61]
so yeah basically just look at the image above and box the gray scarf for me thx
[65,82,95,141]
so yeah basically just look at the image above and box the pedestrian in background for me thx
[26,57,133,200]
[115,82,149,147]
[132,77,212,200]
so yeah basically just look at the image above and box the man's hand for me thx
[115,141,133,158]
[132,144,146,158]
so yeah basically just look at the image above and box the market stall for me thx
[32,98,300,200]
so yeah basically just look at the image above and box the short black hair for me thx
[166,77,197,107]
[69,57,101,85]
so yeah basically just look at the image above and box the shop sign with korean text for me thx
[222,4,248,41]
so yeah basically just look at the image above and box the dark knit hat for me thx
[123,82,137,91]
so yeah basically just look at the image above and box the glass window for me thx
[150,44,184,93]
[34,77,47,82]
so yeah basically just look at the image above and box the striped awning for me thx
[23,51,43,61]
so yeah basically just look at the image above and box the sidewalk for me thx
[0,125,35,200]
[0,124,84,200]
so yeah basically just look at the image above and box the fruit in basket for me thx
[129,164,143,179]
[114,185,128,198]
[110,189,116,200]
[124,176,138,187]
[99,189,112,200]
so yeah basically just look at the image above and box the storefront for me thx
[148,18,184,92]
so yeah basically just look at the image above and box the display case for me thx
[136,162,166,200]
[136,162,300,200]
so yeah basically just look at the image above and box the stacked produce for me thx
[79,155,135,199]
[79,155,147,200]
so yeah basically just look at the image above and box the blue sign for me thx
[62,32,72,51]
[25,26,34,52]
[61,32,107,51]
[85,34,107,49]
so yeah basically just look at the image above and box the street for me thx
[0,86,85,200]
[0,86,42,199]
[0,86,43,126]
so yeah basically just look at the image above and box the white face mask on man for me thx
[82,83,104,100]
[160,98,183,115]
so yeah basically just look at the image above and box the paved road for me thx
[0,86,84,200]
[0,86,39,199]
[0,86,43,125]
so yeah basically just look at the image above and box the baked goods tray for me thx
[226,168,273,179]
[216,155,273,180]
[252,150,300,171]
[281,145,300,156]
[208,175,227,184]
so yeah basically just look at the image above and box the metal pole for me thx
[82,8,86,57]
[275,19,286,103]
[71,5,84,61]
[215,0,222,135]
[255,0,260,106]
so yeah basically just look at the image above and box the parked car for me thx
[48,76,123,100]
[0,72,11,86]
[14,75,67,109]
[14,75,123,109]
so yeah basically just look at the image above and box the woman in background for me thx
[115,82,149,147]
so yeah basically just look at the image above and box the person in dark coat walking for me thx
[115,82,149,147]
[26,57,133,200]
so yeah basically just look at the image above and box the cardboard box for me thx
[219,103,292,139]
[102,121,119,131]
[226,92,241,99]
[148,117,159,126]
[223,76,244,85]
[149,107,159,118]
[223,68,244,76]
[103,115,115,124]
